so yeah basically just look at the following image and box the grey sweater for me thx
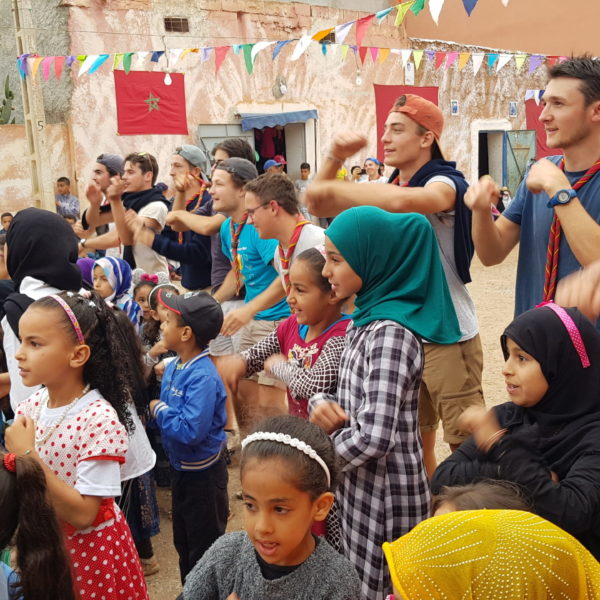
[183,531,362,600]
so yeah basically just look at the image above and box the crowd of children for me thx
[1,55,600,600]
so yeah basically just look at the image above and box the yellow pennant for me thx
[312,27,334,42]
[514,54,527,71]
[413,49,424,69]
[458,52,470,70]
[379,48,391,63]
[395,1,415,26]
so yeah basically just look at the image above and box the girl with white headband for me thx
[183,415,361,600]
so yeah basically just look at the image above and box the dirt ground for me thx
[146,251,518,599]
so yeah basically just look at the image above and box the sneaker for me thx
[140,556,160,577]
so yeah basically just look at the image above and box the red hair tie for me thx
[3,453,16,473]
[141,273,159,284]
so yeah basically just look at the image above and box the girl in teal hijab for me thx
[325,206,460,343]
[309,206,459,600]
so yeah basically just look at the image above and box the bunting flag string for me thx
[15,0,558,84]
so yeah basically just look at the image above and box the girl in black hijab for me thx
[432,303,600,559]
[1,208,82,410]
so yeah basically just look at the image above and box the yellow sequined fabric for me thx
[382,510,600,599]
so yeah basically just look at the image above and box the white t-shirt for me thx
[359,176,388,184]
[273,224,325,287]
[134,201,169,274]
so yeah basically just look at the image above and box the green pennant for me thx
[243,43,254,74]
[411,0,426,16]
[76,55,86,64]
[123,52,134,74]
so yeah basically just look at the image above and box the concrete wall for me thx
[405,0,600,57]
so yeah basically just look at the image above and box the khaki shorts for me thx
[238,318,284,387]
[419,334,485,445]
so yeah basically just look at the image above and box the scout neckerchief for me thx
[178,181,208,244]
[543,158,600,301]
[279,218,310,294]
[231,214,248,295]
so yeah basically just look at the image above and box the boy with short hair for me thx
[0,213,12,234]
[149,290,228,583]
[55,176,80,218]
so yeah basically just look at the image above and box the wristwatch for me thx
[547,188,577,208]
[79,238,87,247]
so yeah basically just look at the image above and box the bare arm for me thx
[80,229,120,251]
[212,269,237,303]
[313,131,368,182]
[0,373,10,398]
[166,210,225,235]
[105,175,133,244]
[465,176,521,266]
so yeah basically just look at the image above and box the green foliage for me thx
[0,75,15,125]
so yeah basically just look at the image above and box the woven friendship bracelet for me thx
[241,432,331,487]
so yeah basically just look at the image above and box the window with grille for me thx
[164,17,189,33]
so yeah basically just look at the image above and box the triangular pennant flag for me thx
[458,52,470,70]
[462,0,478,16]
[358,46,369,64]
[395,1,415,26]
[214,46,230,74]
[355,14,375,47]
[150,51,164,63]
[547,55,559,67]
[272,40,293,60]
[496,53,512,72]
[242,44,254,74]
[251,41,275,63]
[378,47,390,63]
[135,51,149,67]
[375,7,394,22]
[340,45,350,60]
[312,27,333,42]
[170,49,183,64]
[524,89,536,101]
[54,55,65,79]
[41,56,54,81]
[123,52,134,74]
[321,43,328,56]
[65,56,76,67]
[370,47,379,62]
[291,35,312,61]
[472,52,484,75]
[401,49,412,67]
[76,55,86,65]
[78,55,98,77]
[31,56,43,78]
[89,54,109,75]
[501,0,509,5]
[335,22,354,45]
[429,0,445,25]
[446,51,459,69]
[529,54,544,73]
[514,54,527,71]
[435,51,446,69]
[17,54,29,79]
[179,48,194,62]
[411,0,426,16]
[413,49,424,69]
[487,53,499,70]
[201,47,213,62]
[425,50,436,64]
[112,53,123,70]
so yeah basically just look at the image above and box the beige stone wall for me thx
[0,124,72,212]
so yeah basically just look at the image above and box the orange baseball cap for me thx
[389,94,444,140]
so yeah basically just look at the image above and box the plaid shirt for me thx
[309,320,430,600]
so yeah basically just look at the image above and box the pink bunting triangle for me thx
[42,56,54,81]
[369,47,379,62]
[214,46,230,74]
[446,51,459,69]
[355,14,375,48]
[54,56,65,79]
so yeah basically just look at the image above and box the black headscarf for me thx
[496,305,600,476]
[2,208,82,335]
[6,208,82,291]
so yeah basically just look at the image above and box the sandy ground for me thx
[146,250,518,599]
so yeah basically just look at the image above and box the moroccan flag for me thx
[373,85,439,160]
[114,70,188,135]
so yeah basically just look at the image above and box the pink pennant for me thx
[42,56,54,81]
[214,46,230,74]
[369,47,379,62]
[54,56,65,80]
[355,14,375,47]
[446,51,459,69]
[435,52,446,70]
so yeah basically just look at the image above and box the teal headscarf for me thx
[326,206,460,344]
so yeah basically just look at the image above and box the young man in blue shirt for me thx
[149,290,227,583]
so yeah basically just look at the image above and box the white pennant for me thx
[472,52,485,75]
[428,0,445,25]
[78,55,99,77]
[496,53,512,72]
[170,49,183,64]
[291,35,312,61]
[334,22,353,45]
[501,0,510,5]
[135,51,149,67]
[401,49,412,68]
[524,89,536,102]
[251,41,275,63]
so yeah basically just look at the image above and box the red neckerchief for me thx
[543,158,600,300]
[279,219,310,294]
[231,214,248,295]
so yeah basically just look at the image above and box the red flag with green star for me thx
[113,70,188,135]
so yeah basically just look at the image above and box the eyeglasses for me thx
[246,203,271,218]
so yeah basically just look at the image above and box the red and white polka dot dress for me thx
[18,389,149,600]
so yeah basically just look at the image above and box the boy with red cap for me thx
[305,94,484,477]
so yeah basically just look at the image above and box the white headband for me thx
[241,432,331,487]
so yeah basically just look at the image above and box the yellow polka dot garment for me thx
[382,510,600,599]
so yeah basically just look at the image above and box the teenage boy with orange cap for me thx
[305,94,484,477]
